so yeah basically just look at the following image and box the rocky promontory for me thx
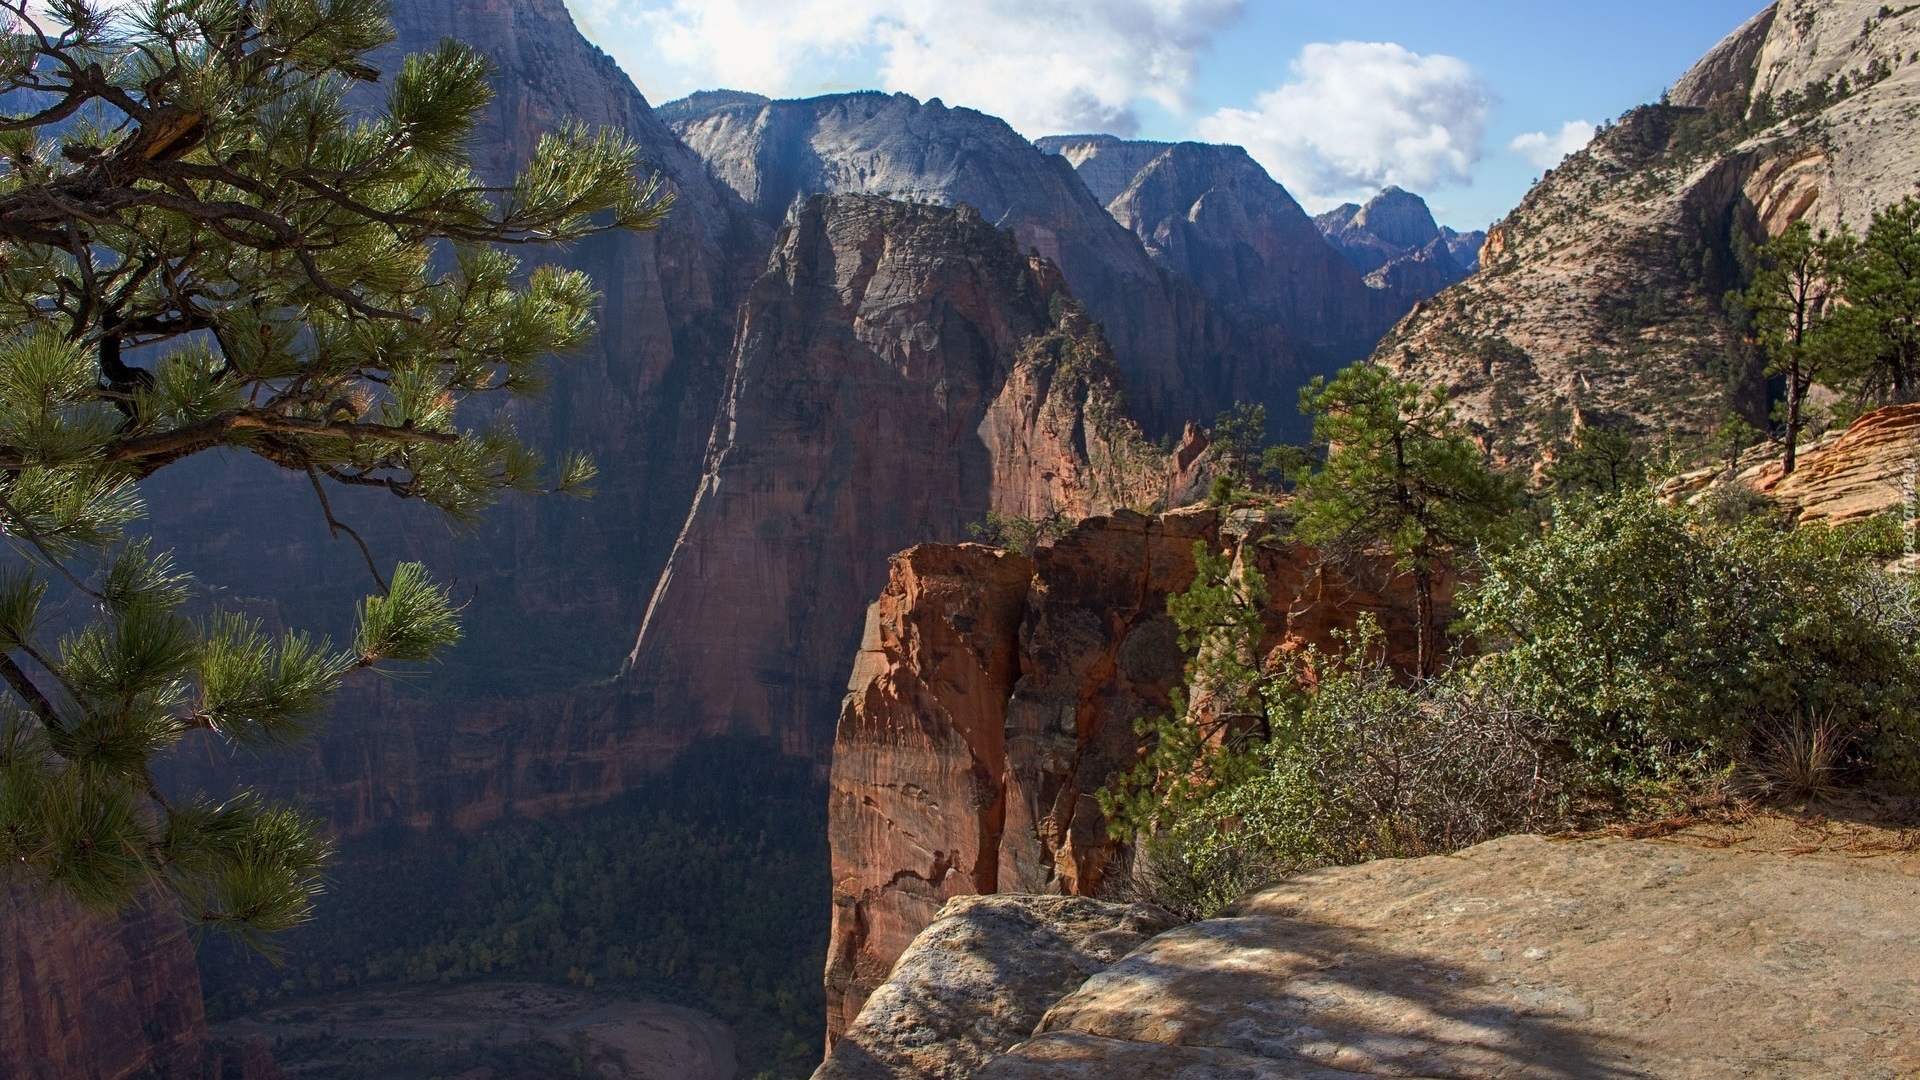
[827,830,1920,1079]
[824,506,1435,1040]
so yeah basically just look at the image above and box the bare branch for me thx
[305,466,388,595]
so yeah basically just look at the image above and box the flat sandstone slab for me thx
[979,835,1920,1079]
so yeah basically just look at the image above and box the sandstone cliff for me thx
[823,507,1432,1041]
[1375,2,1920,450]
[1037,137,1403,386]
[625,196,1205,761]
[1,887,209,1080]
[1659,401,1920,524]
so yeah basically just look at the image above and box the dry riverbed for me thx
[211,981,736,1080]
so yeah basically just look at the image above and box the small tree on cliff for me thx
[0,0,666,945]
[1293,364,1518,676]
[1735,220,1841,474]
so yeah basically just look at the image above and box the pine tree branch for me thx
[306,466,389,595]
[100,411,458,469]
[0,650,64,736]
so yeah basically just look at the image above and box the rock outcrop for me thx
[824,506,1433,1041]
[814,895,1178,1080]
[1660,402,1920,523]
[1,887,210,1080]
[1375,2,1920,450]
[626,195,1206,759]
[1038,137,1402,379]
[977,834,1920,1077]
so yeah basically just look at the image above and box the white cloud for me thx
[1509,120,1596,171]
[575,0,1243,137]
[1194,42,1490,209]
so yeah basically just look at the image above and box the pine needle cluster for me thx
[0,0,666,944]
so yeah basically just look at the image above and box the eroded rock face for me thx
[1038,137,1399,378]
[662,92,1205,431]
[814,895,1178,1080]
[1314,186,1479,287]
[824,506,1432,1042]
[1660,402,1920,524]
[978,834,1920,1078]
[1377,2,1920,449]
[627,195,1205,761]
[0,887,210,1080]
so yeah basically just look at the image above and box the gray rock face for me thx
[1039,136,1398,375]
[1315,186,1458,277]
[977,835,1920,1078]
[1670,4,1779,108]
[813,895,1179,1080]
[662,91,1204,430]
[1442,226,1488,273]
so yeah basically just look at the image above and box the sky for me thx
[563,1,1771,231]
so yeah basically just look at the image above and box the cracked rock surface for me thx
[977,834,1920,1079]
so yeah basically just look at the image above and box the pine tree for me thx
[1830,196,1920,407]
[1735,220,1840,474]
[1293,364,1518,677]
[0,0,667,946]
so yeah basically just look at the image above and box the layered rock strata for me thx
[978,834,1920,1077]
[824,506,1433,1041]
[813,895,1177,1080]
[1659,402,1920,524]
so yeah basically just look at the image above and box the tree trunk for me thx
[1783,375,1803,476]
[1413,564,1434,678]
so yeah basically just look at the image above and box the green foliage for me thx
[967,511,1072,555]
[1206,403,1312,502]
[1827,196,1920,406]
[200,738,830,1080]
[1463,492,1920,784]
[1294,363,1520,673]
[1544,425,1645,496]
[1100,543,1268,848]
[1104,485,1920,919]
[0,0,663,941]
[1732,220,1845,471]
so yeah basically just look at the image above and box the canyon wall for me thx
[1037,137,1405,417]
[625,195,1206,757]
[823,507,1433,1041]
[1,887,209,1080]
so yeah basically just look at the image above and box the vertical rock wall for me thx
[823,507,1432,1041]
[1,887,210,1080]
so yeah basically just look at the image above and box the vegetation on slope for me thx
[1106,360,1920,919]
[200,737,830,1080]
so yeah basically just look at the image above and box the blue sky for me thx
[564,0,1770,230]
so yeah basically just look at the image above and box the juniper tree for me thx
[0,0,667,946]
[1293,364,1518,677]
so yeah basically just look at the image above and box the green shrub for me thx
[1463,491,1920,784]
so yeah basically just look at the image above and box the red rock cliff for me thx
[623,195,1205,759]
[823,507,1433,1039]
[1,887,210,1080]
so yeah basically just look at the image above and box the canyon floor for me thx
[212,981,736,1080]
